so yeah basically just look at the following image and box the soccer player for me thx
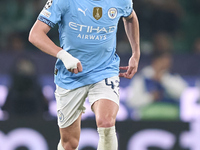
[29,0,140,149]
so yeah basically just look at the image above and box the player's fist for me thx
[57,49,82,73]
[68,62,83,74]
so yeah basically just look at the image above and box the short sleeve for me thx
[122,0,133,17]
[38,0,68,28]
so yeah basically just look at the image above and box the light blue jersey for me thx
[38,0,133,90]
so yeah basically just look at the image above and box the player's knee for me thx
[96,116,115,127]
[62,138,79,150]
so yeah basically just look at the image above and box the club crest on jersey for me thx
[108,8,117,19]
[44,0,53,9]
[93,7,102,20]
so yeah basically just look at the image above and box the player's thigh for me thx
[55,85,88,128]
[88,76,120,127]
[92,99,119,127]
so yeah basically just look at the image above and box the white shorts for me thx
[54,76,120,128]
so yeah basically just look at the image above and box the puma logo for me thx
[78,8,87,16]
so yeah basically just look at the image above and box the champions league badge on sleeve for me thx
[108,8,117,19]
[44,0,53,9]
[41,9,51,18]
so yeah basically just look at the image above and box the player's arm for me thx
[29,20,82,74]
[119,10,140,79]
[29,20,61,57]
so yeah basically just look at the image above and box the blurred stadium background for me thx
[0,0,200,150]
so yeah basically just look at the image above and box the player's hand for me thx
[57,49,83,74]
[68,62,83,74]
[119,56,138,79]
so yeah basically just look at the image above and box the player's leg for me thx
[92,99,118,127]
[92,99,119,150]
[88,76,120,150]
[58,114,82,150]
[55,85,88,150]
